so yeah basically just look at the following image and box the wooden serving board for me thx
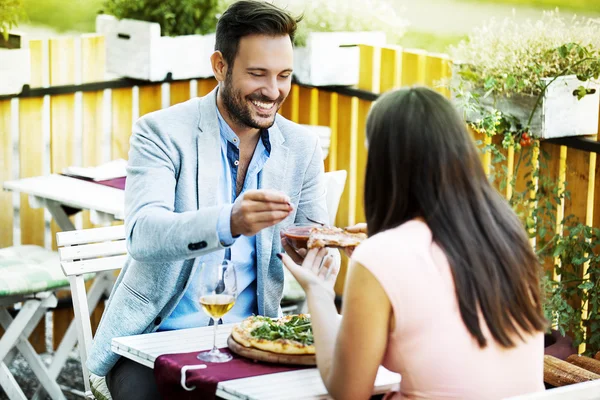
[227,335,316,366]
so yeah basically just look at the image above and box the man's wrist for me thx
[217,204,237,246]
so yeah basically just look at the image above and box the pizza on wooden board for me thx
[307,226,367,249]
[231,314,315,355]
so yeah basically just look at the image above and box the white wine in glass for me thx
[197,260,237,363]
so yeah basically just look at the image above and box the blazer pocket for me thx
[121,282,150,305]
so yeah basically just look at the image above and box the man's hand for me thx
[230,189,293,237]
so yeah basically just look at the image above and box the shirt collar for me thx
[215,102,271,154]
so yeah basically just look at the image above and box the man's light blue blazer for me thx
[88,88,329,376]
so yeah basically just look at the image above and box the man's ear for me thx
[211,51,228,82]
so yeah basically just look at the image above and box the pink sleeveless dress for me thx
[351,220,544,400]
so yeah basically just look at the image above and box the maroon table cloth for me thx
[154,348,309,400]
[94,176,126,190]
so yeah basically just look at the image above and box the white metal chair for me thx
[323,170,347,226]
[503,379,600,399]
[56,225,127,400]
[0,246,76,400]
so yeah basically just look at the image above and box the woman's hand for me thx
[278,248,339,298]
[344,223,367,258]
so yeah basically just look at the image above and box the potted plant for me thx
[271,0,406,87]
[451,11,600,140]
[0,0,30,95]
[97,0,221,81]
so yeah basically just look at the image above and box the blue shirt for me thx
[159,106,271,330]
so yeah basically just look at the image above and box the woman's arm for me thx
[281,251,392,400]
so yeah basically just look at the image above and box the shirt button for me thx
[233,138,238,142]
[234,160,239,166]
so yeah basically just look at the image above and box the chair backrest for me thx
[324,170,347,226]
[56,225,127,396]
[503,379,600,400]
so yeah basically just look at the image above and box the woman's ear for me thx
[210,51,228,82]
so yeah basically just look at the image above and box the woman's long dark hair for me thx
[364,87,547,348]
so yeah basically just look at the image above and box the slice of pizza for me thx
[231,314,315,355]
[307,226,367,249]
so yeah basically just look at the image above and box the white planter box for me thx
[0,33,30,95]
[453,65,600,139]
[97,15,215,82]
[293,31,386,87]
[491,76,600,139]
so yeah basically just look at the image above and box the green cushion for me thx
[90,373,112,400]
[0,245,72,297]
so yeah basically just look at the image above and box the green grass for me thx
[399,30,467,54]
[22,0,104,33]
[463,0,600,14]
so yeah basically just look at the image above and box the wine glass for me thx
[197,259,237,363]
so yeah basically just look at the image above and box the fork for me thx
[306,216,327,226]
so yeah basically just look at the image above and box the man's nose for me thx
[262,77,280,100]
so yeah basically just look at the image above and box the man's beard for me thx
[221,74,285,130]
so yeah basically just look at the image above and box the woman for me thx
[280,87,547,399]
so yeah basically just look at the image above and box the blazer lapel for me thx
[196,88,221,208]
[256,120,288,314]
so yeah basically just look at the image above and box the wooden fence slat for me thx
[580,139,597,354]
[81,35,106,230]
[49,37,77,350]
[111,88,133,160]
[139,84,163,117]
[170,81,191,106]
[19,39,45,248]
[401,49,427,86]
[0,100,12,248]
[316,91,332,170]
[198,78,217,97]
[297,86,312,125]
[425,54,451,98]
[358,45,380,93]
[354,46,378,224]
[326,93,338,173]
[355,100,369,224]
[333,95,359,296]
[289,85,300,123]
[380,46,402,94]
[19,39,46,352]
[81,34,107,339]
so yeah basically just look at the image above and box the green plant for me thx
[0,0,26,41]
[451,11,600,97]
[538,220,600,354]
[270,0,408,47]
[102,0,220,36]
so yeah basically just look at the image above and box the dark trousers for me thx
[106,357,162,400]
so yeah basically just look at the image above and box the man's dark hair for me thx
[215,0,301,68]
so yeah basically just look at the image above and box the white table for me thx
[112,324,401,400]
[3,174,125,231]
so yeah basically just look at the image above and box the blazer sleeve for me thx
[124,116,224,262]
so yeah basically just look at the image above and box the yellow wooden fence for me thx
[0,34,598,352]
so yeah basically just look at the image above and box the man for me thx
[87,1,338,398]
